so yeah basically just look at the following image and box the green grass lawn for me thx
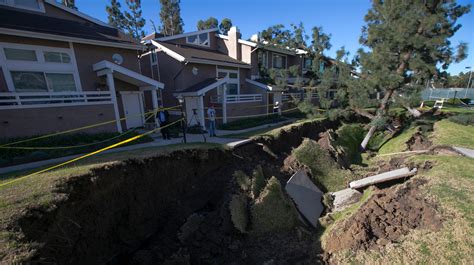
[431,119,474,149]
[378,126,419,155]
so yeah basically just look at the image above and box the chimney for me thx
[228,26,241,60]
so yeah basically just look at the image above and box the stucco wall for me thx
[73,43,140,91]
[0,104,117,139]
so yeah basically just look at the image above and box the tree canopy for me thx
[197,17,218,30]
[351,0,471,149]
[124,0,146,40]
[61,0,77,10]
[159,0,184,36]
[106,0,126,30]
[219,18,233,34]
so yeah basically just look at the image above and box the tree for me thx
[106,0,126,30]
[352,0,471,150]
[219,18,233,34]
[159,0,184,36]
[124,0,146,40]
[61,0,77,10]
[197,17,218,30]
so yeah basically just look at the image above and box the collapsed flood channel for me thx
[7,117,443,264]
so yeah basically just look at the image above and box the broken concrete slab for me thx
[349,167,417,189]
[453,146,474,158]
[331,188,362,212]
[285,170,324,228]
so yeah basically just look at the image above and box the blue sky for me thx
[78,0,474,75]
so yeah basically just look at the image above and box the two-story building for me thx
[144,26,333,128]
[0,0,164,139]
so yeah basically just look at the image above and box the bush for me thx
[0,131,154,167]
[233,170,251,192]
[448,113,474,126]
[335,124,365,164]
[251,165,266,198]
[250,177,298,235]
[229,194,249,233]
[292,138,348,192]
[218,114,285,130]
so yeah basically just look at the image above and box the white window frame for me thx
[272,53,288,69]
[186,32,210,47]
[0,42,82,92]
[150,49,158,66]
[0,0,45,13]
[216,67,240,95]
[257,50,268,69]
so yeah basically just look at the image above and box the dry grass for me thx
[328,155,474,264]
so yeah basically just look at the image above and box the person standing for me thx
[207,104,217,137]
[156,106,171,140]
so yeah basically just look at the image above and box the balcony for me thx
[0,91,113,110]
[211,94,263,104]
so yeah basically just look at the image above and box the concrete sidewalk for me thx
[0,134,245,175]
[0,120,292,175]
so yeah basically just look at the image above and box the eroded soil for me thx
[325,178,442,253]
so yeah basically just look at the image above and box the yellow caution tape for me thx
[0,105,181,148]
[0,118,184,188]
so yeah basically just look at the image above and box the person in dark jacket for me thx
[156,106,171,140]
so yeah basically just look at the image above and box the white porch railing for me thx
[211,94,263,104]
[0,91,113,110]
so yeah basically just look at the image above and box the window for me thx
[44,52,71,63]
[257,50,267,68]
[10,71,77,92]
[4,48,37,61]
[217,68,239,95]
[11,71,48,92]
[1,43,81,92]
[46,73,76,91]
[151,50,157,65]
[272,54,287,69]
[186,33,210,47]
[304,57,312,70]
[0,0,43,11]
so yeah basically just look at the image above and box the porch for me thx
[174,78,270,129]
[93,60,164,132]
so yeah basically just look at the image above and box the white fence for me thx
[211,94,263,104]
[0,91,113,109]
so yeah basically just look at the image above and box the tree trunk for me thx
[360,125,377,151]
[405,106,421,117]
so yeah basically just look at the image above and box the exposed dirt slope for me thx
[325,178,442,253]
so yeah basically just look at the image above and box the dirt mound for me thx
[407,132,432,151]
[325,178,442,253]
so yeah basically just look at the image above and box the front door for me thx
[121,92,144,129]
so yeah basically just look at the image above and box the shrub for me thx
[233,170,251,192]
[229,193,248,233]
[292,138,348,192]
[0,132,154,167]
[448,113,474,126]
[250,177,298,235]
[251,165,266,198]
[218,114,285,130]
[335,124,365,164]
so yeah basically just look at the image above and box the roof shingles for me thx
[158,42,250,67]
